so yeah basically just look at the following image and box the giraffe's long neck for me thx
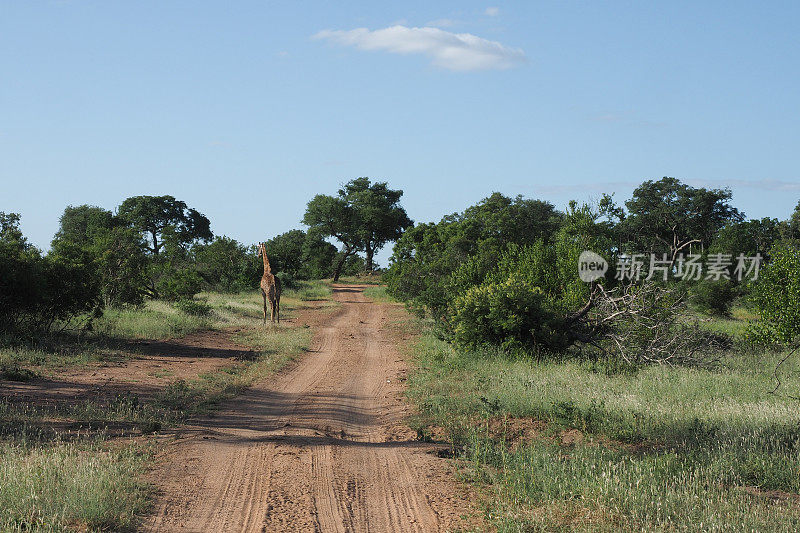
[261,245,272,275]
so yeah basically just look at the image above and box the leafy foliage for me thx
[117,195,212,256]
[51,206,148,306]
[193,236,260,292]
[385,193,563,319]
[750,242,800,344]
[711,217,781,260]
[689,280,737,317]
[619,177,742,258]
[0,213,102,333]
[262,229,338,280]
[155,268,204,301]
[304,178,411,279]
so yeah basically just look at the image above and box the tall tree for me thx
[784,200,800,241]
[117,195,212,255]
[52,205,116,247]
[304,179,412,279]
[711,218,781,259]
[338,178,413,272]
[303,194,362,281]
[619,177,742,261]
[50,205,149,306]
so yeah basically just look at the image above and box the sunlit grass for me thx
[362,285,397,303]
[93,300,210,339]
[0,441,150,532]
[408,329,800,531]
[333,273,384,285]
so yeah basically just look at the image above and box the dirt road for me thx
[144,286,473,532]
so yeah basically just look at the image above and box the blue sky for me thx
[2,1,798,266]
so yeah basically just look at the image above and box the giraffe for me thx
[258,242,281,324]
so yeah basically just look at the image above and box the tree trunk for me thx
[365,244,374,273]
[151,229,160,255]
[332,247,352,282]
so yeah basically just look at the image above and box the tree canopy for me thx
[303,178,411,279]
[619,177,743,260]
[117,195,212,255]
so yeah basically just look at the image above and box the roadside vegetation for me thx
[386,179,800,530]
[407,320,800,531]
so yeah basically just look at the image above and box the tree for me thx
[303,193,363,281]
[0,212,29,248]
[711,218,781,260]
[117,195,212,255]
[338,178,412,272]
[782,200,800,242]
[52,205,116,247]
[303,179,412,280]
[51,205,149,306]
[1,213,102,332]
[193,236,261,293]
[384,193,563,318]
[619,177,743,262]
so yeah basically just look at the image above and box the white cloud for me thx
[313,25,525,71]
[485,7,499,16]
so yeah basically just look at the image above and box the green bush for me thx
[193,236,261,292]
[51,205,150,307]
[689,279,737,316]
[156,268,204,301]
[0,213,103,333]
[452,276,563,351]
[750,242,800,344]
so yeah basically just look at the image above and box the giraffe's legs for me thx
[262,291,267,325]
[276,295,280,324]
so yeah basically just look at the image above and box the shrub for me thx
[51,206,149,307]
[0,213,102,333]
[155,268,204,301]
[689,280,737,317]
[276,271,300,291]
[193,236,260,292]
[452,276,567,351]
[750,242,800,344]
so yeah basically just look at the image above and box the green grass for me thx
[362,285,397,303]
[94,300,211,340]
[0,441,151,532]
[334,273,384,285]
[407,330,800,531]
[293,280,334,301]
[692,305,758,339]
